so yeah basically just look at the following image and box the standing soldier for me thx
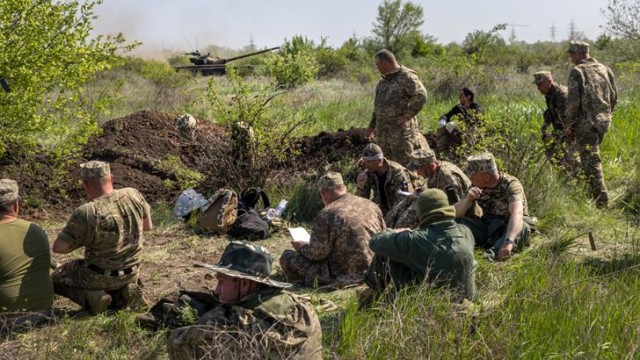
[52,161,152,314]
[366,49,431,165]
[532,71,579,169]
[565,41,618,208]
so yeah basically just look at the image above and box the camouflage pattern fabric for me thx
[542,83,580,169]
[356,159,414,215]
[167,289,322,360]
[474,172,529,219]
[385,161,480,229]
[230,121,256,171]
[280,193,385,287]
[365,220,477,302]
[566,57,617,207]
[369,66,430,165]
[53,188,150,306]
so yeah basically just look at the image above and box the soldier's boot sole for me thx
[86,291,112,315]
[122,283,149,311]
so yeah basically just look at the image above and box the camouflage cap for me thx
[465,152,497,176]
[361,143,384,161]
[0,179,19,203]
[317,171,344,191]
[407,148,437,170]
[567,40,590,54]
[80,160,111,179]
[195,241,291,289]
[532,71,552,84]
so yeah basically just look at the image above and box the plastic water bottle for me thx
[265,199,288,221]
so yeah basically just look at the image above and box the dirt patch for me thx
[0,109,374,217]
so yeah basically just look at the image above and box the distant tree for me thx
[461,23,508,62]
[0,0,134,157]
[603,0,640,41]
[371,0,425,54]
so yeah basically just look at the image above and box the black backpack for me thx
[227,188,271,240]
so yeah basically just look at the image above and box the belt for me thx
[86,263,136,277]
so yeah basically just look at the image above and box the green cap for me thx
[0,179,19,203]
[80,161,111,179]
[361,143,384,161]
[567,40,589,54]
[195,241,291,289]
[407,148,436,170]
[317,171,344,191]
[465,152,497,176]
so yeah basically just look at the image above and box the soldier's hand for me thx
[394,227,413,233]
[497,241,514,261]
[356,172,368,189]
[466,187,483,201]
[291,241,306,251]
[365,127,375,139]
[396,115,410,126]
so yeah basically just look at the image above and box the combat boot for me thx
[121,283,149,311]
[85,290,112,315]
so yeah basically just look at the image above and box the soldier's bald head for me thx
[375,49,397,64]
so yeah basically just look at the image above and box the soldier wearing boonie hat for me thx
[454,152,534,262]
[167,240,323,359]
[406,148,436,171]
[356,143,415,215]
[567,40,590,54]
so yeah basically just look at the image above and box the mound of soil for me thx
[0,109,372,217]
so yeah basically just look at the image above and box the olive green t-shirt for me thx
[0,219,54,311]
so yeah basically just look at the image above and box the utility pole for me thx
[550,23,557,42]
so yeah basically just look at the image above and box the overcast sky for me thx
[93,0,610,57]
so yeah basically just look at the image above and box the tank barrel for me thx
[224,46,280,63]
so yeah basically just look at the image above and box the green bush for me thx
[265,36,319,88]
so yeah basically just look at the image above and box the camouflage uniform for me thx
[165,241,322,360]
[365,189,477,301]
[369,66,430,165]
[458,172,532,254]
[565,43,617,207]
[53,162,151,312]
[280,193,385,287]
[356,159,414,215]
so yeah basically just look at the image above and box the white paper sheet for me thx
[287,227,311,243]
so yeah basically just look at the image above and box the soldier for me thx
[565,41,618,208]
[435,87,485,160]
[0,179,53,329]
[366,49,431,165]
[175,113,197,138]
[364,188,477,302]
[52,161,152,314]
[167,241,323,360]
[454,153,533,261]
[356,143,416,216]
[280,172,385,287]
[386,149,481,228]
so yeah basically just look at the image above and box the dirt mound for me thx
[0,110,372,217]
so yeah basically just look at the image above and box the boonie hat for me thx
[195,241,291,289]
[532,71,552,84]
[567,40,590,54]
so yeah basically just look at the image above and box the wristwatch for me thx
[503,238,515,246]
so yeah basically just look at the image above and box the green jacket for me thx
[369,220,477,300]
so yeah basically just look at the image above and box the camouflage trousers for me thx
[376,127,430,166]
[575,122,609,207]
[52,259,139,311]
[544,135,581,175]
[385,197,419,229]
[279,250,332,287]
[435,127,481,162]
[457,216,532,254]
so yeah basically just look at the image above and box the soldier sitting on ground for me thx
[454,153,535,261]
[363,188,477,303]
[166,241,323,360]
[280,172,385,288]
[52,161,152,314]
[386,148,481,229]
[435,87,485,161]
[0,179,54,330]
[356,143,417,216]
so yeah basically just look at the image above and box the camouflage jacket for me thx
[543,83,568,133]
[56,188,150,270]
[370,219,477,301]
[566,57,617,132]
[298,193,385,278]
[369,66,427,135]
[475,172,528,219]
[167,289,323,360]
[356,159,414,214]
